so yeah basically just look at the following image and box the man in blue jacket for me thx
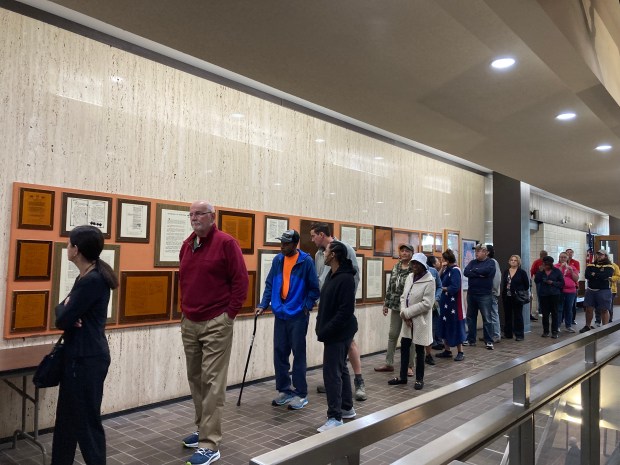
[256,230,320,410]
[464,244,497,350]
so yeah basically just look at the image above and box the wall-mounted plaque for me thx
[264,216,289,246]
[373,226,393,257]
[340,225,358,249]
[218,210,255,254]
[172,271,182,320]
[461,238,477,291]
[257,250,279,307]
[364,258,384,302]
[392,230,410,258]
[410,232,421,253]
[61,192,112,238]
[18,187,55,230]
[421,232,435,253]
[15,240,52,280]
[240,271,257,315]
[358,227,373,250]
[446,230,461,264]
[355,255,364,303]
[116,198,151,243]
[11,290,49,333]
[119,271,172,323]
[435,233,443,253]
[51,242,120,326]
[154,203,192,267]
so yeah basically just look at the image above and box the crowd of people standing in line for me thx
[47,204,620,465]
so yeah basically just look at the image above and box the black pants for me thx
[400,338,425,382]
[52,354,110,465]
[502,295,524,339]
[540,295,560,334]
[323,339,353,421]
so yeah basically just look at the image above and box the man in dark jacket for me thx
[256,230,320,410]
[315,240,358,433]
[580,249,615,333]
[464,244,497,349]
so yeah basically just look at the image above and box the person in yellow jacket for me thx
[609,261,620,323]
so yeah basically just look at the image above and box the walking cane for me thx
[237,312,259,406]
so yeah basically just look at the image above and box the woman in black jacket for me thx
[501,255,530,341]
[52,226,118,465]
[315,240,358,433]
[534,255,564,338]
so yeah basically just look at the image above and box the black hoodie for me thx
[316,260,358,343]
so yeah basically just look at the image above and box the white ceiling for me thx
[17,0,620,216]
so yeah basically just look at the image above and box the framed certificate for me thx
[358,227,373,250]
[355,255,364,303]
[15,240,53,280]
[461,239,477,290]
[421,232,435,253]
[116,198,151,243]
[373,226,393,257]
[11,290,49,333]
[435,233,443,253]
[364,258,384,302]
[384,270,392,298]
[264,216,289,246]
[51,242,120,326]
[18,187,55,230]
[240,271,257,315]
[392,230,410,258]
[410,232,421,253]
[446,230,461,264]
[119,271,173,323]
[340,225,358,249]
[61,192,112,238]
[218,210,255,254]
[257,250,279,308]
[154,203,192,267]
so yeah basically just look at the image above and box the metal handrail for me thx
[250,322,620,465]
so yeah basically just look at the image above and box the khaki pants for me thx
[181,312,234,450]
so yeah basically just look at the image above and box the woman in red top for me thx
[555,252,579,333]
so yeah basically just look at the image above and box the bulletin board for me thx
[5,182,448,339]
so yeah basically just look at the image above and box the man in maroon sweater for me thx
[179,200,248,465]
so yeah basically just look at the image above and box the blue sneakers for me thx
[287,396,309,410]
[186,448,220,465]
[182,431,199,448]
[272,392,295,406]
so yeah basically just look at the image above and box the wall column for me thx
[492,173,531,333]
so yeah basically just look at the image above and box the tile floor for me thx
[0,314,613,465]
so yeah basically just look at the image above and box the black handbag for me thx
[33,335,65,388]
[514,289,531,304]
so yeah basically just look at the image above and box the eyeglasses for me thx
[189,211,213,218]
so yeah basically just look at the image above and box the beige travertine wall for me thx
[0,9,484,437]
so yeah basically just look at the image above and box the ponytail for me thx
[96,258,119,289]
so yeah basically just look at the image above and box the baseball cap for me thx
[597,249,608,255]
[399,243,414,252]
[475,243,488,251]
[276,229,300,244]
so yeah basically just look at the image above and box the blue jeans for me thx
[467,293,494,343]
[273,312,309,398]
[491,295,501,340]
[559,293,576,329]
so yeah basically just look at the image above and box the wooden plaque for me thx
[240,271,257,315]
[373,226,393,257]
[18,187,55,230]
[172,271,182,320]
[15,240,53,280]
[119,271,172,323]
[11,290,49,333]
[392,230,410,258]
[218,210,255,255]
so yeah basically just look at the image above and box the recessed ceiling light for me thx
[315,138,325,143]
[206,169,213,174]
[329,192,336,195]
[415,208,422,211]
[374,156,384,160]
[491,57,516,69]
[595,144,612,151]
[556,112,576,121]
[274,182,282,186]
[230,113,244,119]
[377,201,384,204]
[444,213,451,216]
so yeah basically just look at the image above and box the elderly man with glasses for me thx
[179,200,249,465]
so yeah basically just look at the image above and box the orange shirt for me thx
[281,252,299,300]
